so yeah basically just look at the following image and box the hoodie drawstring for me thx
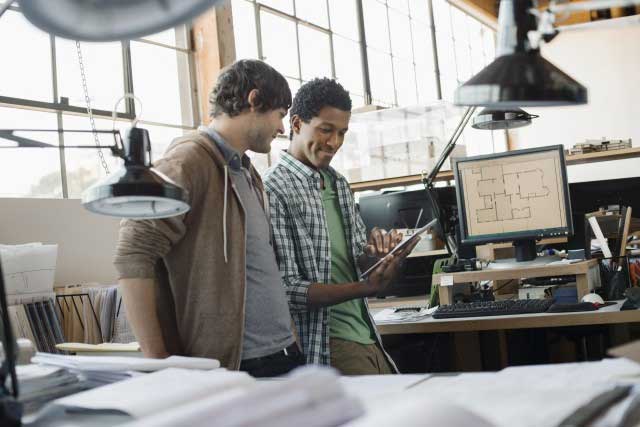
[223,165,228,264]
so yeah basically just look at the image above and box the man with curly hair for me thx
[115,59,304,377]
[264,78,417,375]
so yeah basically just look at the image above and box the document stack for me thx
[31,353,221,387]
[31,366,363,427]
[15,364,88,415]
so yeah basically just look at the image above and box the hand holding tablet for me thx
[360,218,438,279]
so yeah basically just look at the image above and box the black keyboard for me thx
[433,299,555,319]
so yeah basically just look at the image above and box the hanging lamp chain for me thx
[75,41,110,175]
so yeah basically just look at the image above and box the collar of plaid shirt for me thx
[264,150,398,371]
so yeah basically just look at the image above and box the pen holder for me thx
[598,256,631,300]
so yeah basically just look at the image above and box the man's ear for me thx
[247,89,261,112]
[291,114,302,136]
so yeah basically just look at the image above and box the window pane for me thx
[131,42,193,126]
[436,31,456,81]
[470,32,487,74]
[333,35,364,96]
[387,0,409,15]
[62,115,126,198]
[411,20,434,68]
[432,0,452,41]
[283,78,301,136]
[351,94,365,108]
[258,0,294,15]
[454,41,472,82]
[295,0,328,28]
[367,48,395,105]
[450,6,469,43]
[233,0,259,59]
[393,58,417,106]
[415,63,438,103]
[408,0,430,21]
[328,0,360,41]
[482,27,496,61]
[143,124,186,163]
[268,137,290,166]
[260,11,299,78]
[298,25,332,81]
[362,0,390,52]
[0,108,61,197]
[0,10,53,102]
[440,77,457,102]
[140,27,188,49]
[56,39,125,112]
[388,8,412,59]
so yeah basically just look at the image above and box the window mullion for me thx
[50,34,69,198]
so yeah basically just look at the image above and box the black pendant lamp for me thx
[82,127,190,219]
[472,107,538,130]
[455,0,587,107]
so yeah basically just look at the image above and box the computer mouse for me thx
[581,293,605,305]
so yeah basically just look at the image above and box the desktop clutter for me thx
[360,145,640,319]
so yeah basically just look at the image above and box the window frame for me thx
[0,4,199,198]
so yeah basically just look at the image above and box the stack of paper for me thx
[14,365,88,414]
[30,366,362,427]
[407,358,640,427]
[31,353,220,387]
[121,366,364,427]
[372,306,436,323]
[29,368,254,425]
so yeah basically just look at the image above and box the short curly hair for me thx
[290,78,352,139]
[209,59,292,118]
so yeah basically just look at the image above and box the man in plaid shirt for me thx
[264,78,418,374]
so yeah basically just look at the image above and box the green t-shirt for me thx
[320,169,375,345]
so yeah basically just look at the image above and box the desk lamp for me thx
[471,108,538,130]
[0,128,190,218]
[0,126,190,425]
[422,106,476,259]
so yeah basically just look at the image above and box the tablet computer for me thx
[359,218,438,279]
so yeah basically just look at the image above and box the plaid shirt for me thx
[264,151,397,369]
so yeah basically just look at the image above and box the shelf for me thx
[564,147,640,166]
[350,147,640,192]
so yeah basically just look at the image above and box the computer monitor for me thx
[453,145,573,262]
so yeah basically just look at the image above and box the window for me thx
[0,4,197,199]
[230,0,502,180]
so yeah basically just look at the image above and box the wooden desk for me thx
[371,300,639,335]
[432,259,601,305]
[370,298,639,370]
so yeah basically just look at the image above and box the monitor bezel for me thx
[453,144,574,246]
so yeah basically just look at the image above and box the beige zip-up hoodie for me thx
[114,130,263,370]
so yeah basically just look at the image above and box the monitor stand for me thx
[514,239,537,262]
[485,239,562,270]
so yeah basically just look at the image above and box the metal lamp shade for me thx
[19,0,219,41]
[82,164,189,219]
[472,107,537,130]
[455,52,588,108]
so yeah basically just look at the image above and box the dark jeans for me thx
[239,343,305,378]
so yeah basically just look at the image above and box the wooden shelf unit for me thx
[350,147,640,192]
[432,259,601,305]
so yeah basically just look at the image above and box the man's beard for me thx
[247,127,271,154]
